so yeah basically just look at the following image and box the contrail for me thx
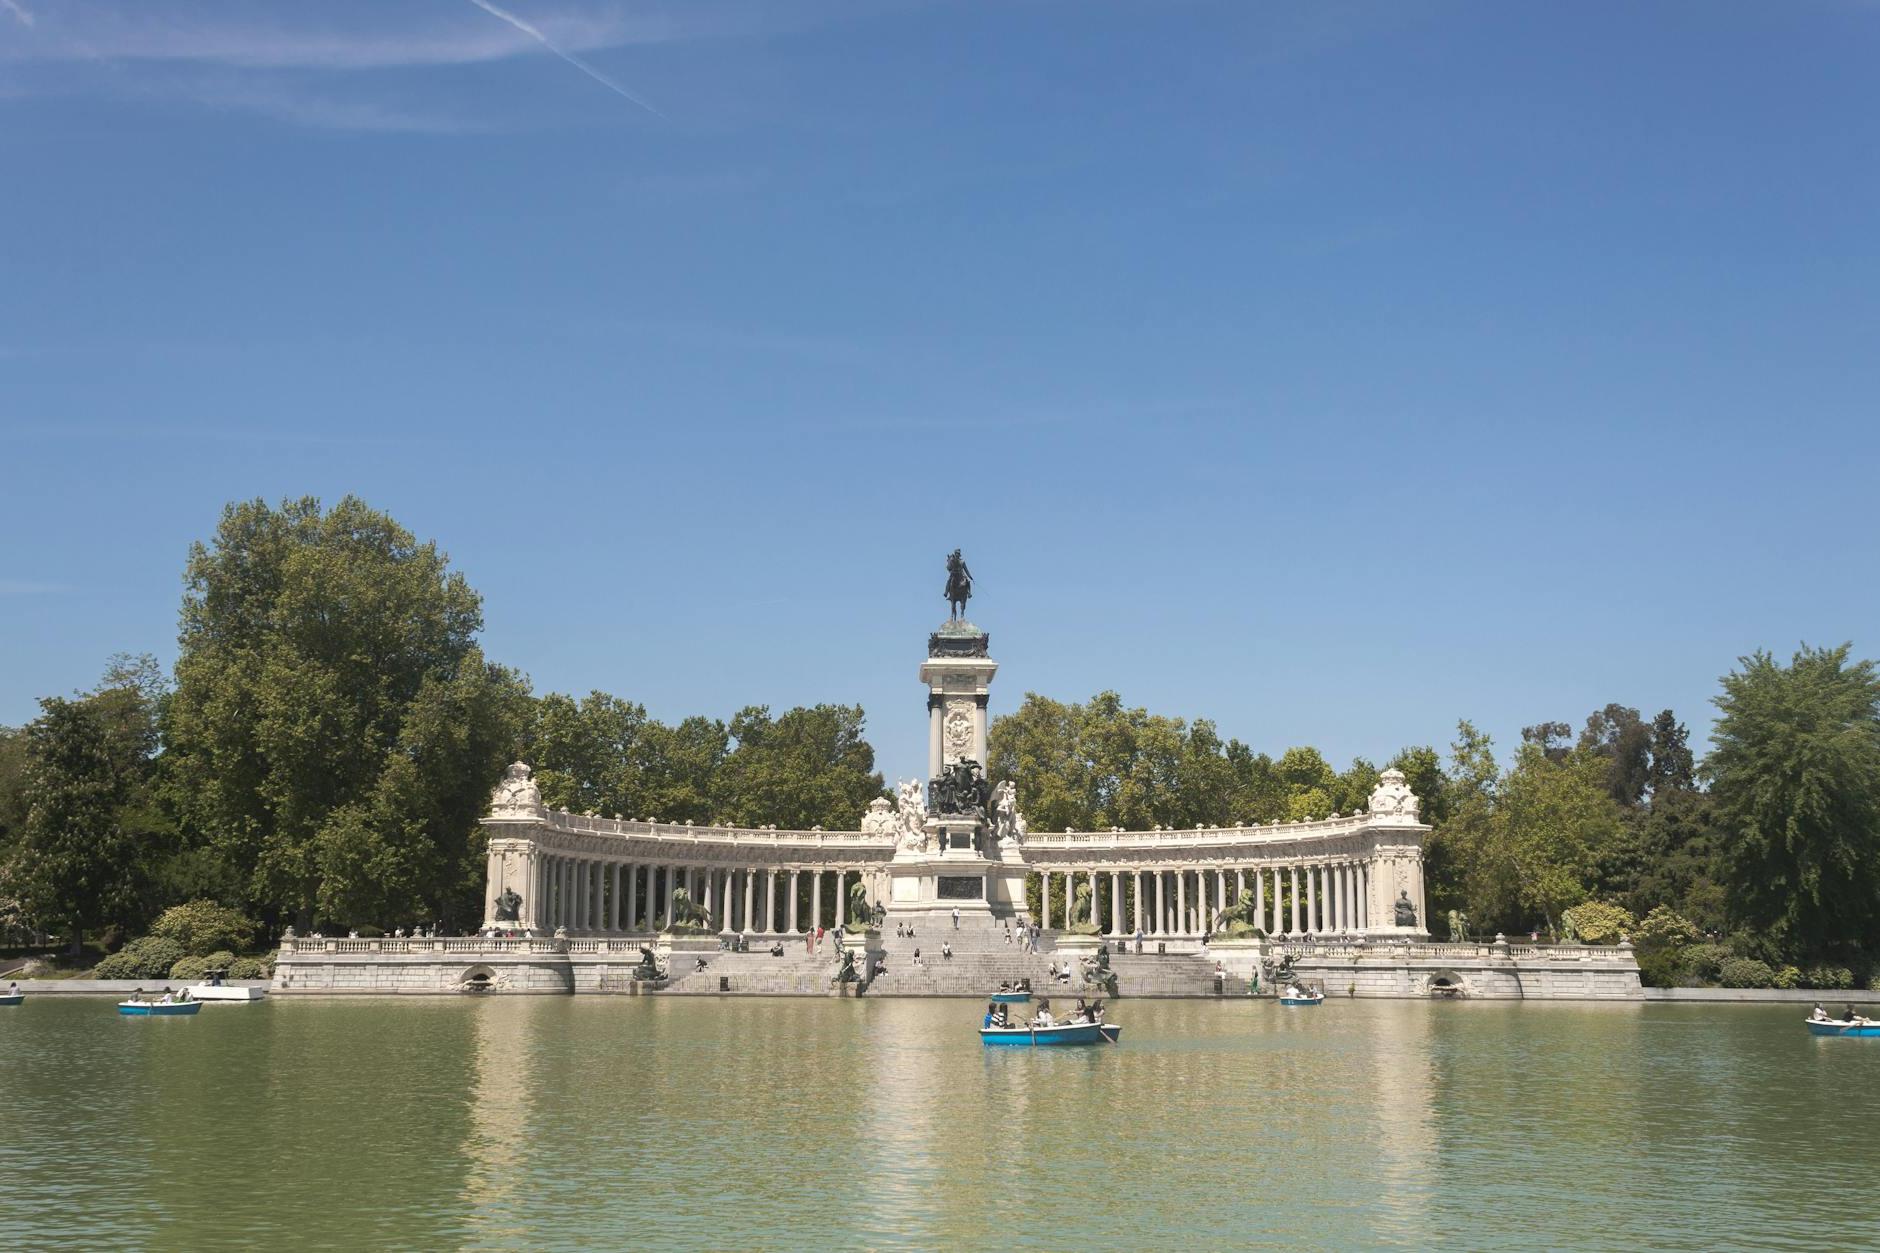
[464,0,663,118]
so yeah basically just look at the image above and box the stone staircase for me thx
[660,944,839,995]
[862,913,1231,998]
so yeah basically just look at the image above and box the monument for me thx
[882,551,1030,924]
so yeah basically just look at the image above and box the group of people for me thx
[1810,1003,1871,1024]
[982,996,1106,1030]
[894,922,918,939]
[130,986,192,1004]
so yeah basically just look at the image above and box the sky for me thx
[2,1,1876,790]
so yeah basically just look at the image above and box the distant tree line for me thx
[2,496,1876,989]
[0,497,883,958]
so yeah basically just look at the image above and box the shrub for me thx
[169,956,211,982]
[1634,906,1702,951]
[1719,958,1776,989]
[1772,965,1804,990]
[93,936,186,980]
[228,954,274,980]
[1683,943,1732,984]
[1803,965,1854,990]
[1636,948,1688,989]
[1563,901,1636,945]
[1869,971,1880,992]
[148,900,257,957]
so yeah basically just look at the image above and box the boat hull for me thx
[118,1001,202,1016]
[1806,1019,1880,1037]
[0,993,22,1006]
[188,984,266,1002]
[1279,996,1324,1006]
[989,992,1031,1004]
[980,1021,1110,1047]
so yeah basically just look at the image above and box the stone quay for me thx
[274,586,1639,1000]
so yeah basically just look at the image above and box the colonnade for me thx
[526,856,873,936]
[1033,859,1385,937]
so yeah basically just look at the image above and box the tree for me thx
[162,497,529,929]
[9,695,150,951]
[716,705,884,831]
[1707,644,1880,955]
[1648,709,1695,795]
[1578,704,1652,807]
[1521,721,1574,763]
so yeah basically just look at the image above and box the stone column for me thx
[812,871,823,932]
[656,865,669,930]
[1216,869,1227,918]
[1110,870,1122,934]
[928,699,944,782]
[1287,866,1299,934]
[789,870,801,933]
[744,869,756,933]
[764,869,777,935]
[1173,869,1185,936]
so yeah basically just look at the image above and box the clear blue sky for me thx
[2,1,1875,788]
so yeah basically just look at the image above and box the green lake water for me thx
[1,996,1875,1250]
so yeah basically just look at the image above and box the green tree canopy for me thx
[162,497,528,929]
[1708,643,1880,955]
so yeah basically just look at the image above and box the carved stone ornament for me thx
[490,761,544,816]
[860,797,898,837]
[992,779,1026,845]
[895,778,929,851]
[943,702,974,758]
[1367,768,1419,822]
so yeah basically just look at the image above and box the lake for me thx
[1,996,1873,1250]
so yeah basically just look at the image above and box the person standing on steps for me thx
[952,906,961,930]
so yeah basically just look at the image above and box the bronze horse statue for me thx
[945,549,973,619]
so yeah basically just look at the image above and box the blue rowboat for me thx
[1279,993,1324,1007]
[989,991,1031,1004]
[1806,1018,1880,1037]
[118,999,201,1017]
[979,1021,1111,1047]
[0,992,23,1007]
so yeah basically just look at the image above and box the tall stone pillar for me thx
[1110,871,1122,935]
[1288,866,1300,934]
[1176,870,1187,936]
[812,871,823,932]
[789,870,801,933]
[744,870,756,934]
[764,870,777,935]
[920,624,998,776]
[1041,871,1053,930]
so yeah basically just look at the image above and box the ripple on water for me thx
[0,998,1874,1250]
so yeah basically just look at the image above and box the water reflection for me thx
[4,998,1878,1250]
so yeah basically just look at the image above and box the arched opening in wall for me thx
[460,965,497,994]
[1428,971,1467,999]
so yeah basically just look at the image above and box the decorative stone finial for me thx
[489,761,544,817]
[1368,768,1420,822]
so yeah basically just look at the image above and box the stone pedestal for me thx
[920,622,996,779]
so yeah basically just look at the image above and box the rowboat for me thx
[0,992,23,1007]
[1279,990,1324,1007]
[979,1020,1112,1047]
[118,999,201,1016]
[188,984,265,1002]
[1806,1017,1880,1037]
[989,991,1032,1004]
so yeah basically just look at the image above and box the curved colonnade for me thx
[483,806,1429,941]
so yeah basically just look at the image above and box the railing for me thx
[1275,939,1636,962]
[492,806,1425,854]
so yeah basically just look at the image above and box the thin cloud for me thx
[464,0,663,117]
[1,0,33,29]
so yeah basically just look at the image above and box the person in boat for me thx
[984,1001,999,1029]
[998,980,1012,993]
[1090,999,1105,1022]
[1034,1004,1055,1027]
[1848,1004,1866,1024]
[1811,1004,1829,1021]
